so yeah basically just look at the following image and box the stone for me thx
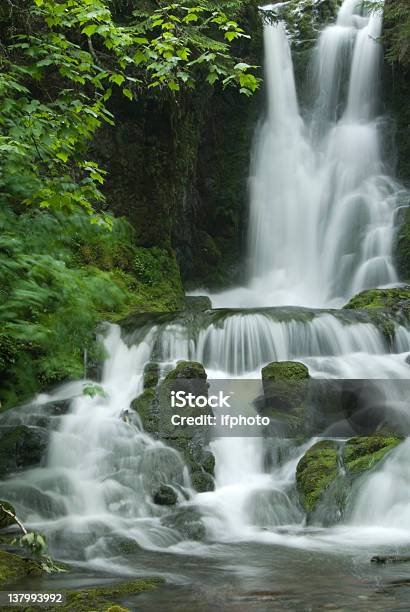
[143,362,160,390]
[152,485,178,506]
[0,425,48,477]
[184,296,212,312]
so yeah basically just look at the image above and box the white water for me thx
[1,0,410,571]
[202,0,404,309]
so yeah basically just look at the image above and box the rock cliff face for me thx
[383,0,410,281]
[94,1,263,290]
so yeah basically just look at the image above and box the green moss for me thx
[143,362,160,389]
[344,287,410,311]
[165,361,207,382]
[0,551,43,585]
[344,436,402,474]
[131,388,157,434]
[21,577,164,612]
[296,441,339,513]
[262,361,310,382]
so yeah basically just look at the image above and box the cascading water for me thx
[204,0,405,309]
[1,0,410,603]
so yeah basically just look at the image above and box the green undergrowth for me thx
[0,206,184,409]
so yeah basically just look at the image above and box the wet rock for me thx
[343,435,402,473]
[162,507,206,541]
[0,551,43,585]
[0,501,16,529]
[191,471,214,493]
[143,362,160,390]
[131,361,215,493]
[262,362,310,410]
[371,555,410,564]
[296,440,339,513]
[184,296,212,312]
[0,425,48,476]
[152,485,178,506]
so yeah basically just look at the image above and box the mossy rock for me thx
[184,296,212,312]
[0,551,43,585]
[343,287,410,313]
[0,425,48,476]
[48,577,165,612]
[131,388,158,434]
[191,471,214,493]
[152,485,178,506]
[262,361,310,383]
[296,440,339,513]
[162,507,206,541]
[143,362,160,390]
[261,361,310,415]
[343,435,402,474]
[165,361,207,382]
[0,500,16,529]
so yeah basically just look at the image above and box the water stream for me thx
[2,0,410,608]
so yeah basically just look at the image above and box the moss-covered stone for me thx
[343,287,410,312]
[191,471,214,493]
[0,551,43,585]
[29,577,165,612]
[296,440,339,513]
[0,501,16,529]
[152,485,178,506]
[165,361,208,382]
[0,425,48,476]
[262,361,310,383]
[131,387,157,434]
[184,296,212,312]
[162,507,206,541]
[143,362,160,390]
[261,361,310,416]
[343,435,402,474]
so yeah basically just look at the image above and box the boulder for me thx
[131,361,215,493]
[261,361,310,421]
[343,435,402,473]
[0,551,43,585]
[0,425,48,477]
[184,296,212,312]
[143,362,160,390]
[162,507,206,541]
[296,440,339,513]
[152,485,178,506]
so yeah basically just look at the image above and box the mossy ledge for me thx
[343,287,410,315]
[0,551,43,585]
[19,577,165,612]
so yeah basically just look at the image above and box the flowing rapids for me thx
[1,0,410,606]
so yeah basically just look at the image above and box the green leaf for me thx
[122,88,133,100]
[110,73,125,86]
[82,25,98,37]
[167,81,180,92]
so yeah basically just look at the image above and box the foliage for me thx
[364,0,410,67]
[0,205,183,409]
[82,382,109,398]
[0,0,260,220]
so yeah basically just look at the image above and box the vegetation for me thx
[0,0,261,408]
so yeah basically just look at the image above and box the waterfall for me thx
[1,0,410,571]
[205,0,403,309]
